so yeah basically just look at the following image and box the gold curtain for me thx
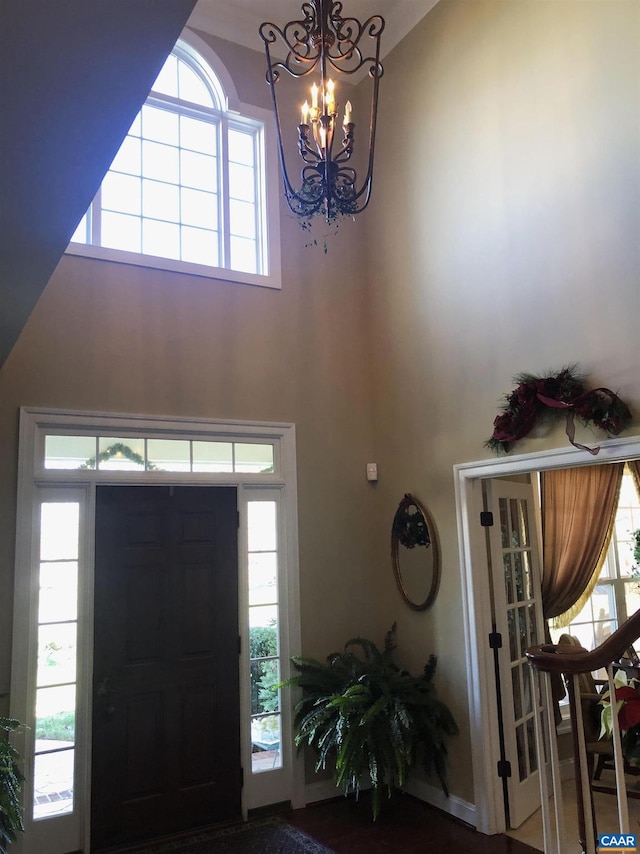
[541,462,624,626]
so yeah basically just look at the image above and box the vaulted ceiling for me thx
[0,0,438,368]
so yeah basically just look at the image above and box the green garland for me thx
[80,442,158,471]
[486,366,631,454]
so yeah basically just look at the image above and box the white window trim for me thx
[65,28,282,291]
[11,407,303,854]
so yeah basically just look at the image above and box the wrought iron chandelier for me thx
[259,1,384,225]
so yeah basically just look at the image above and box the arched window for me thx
[68,35,281,289]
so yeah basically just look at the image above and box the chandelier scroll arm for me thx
[260,0,384,226]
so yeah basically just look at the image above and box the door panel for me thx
[92,485,240,850]
[486,478,546,829]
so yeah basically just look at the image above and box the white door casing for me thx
[454,435,640,836]
[10,407,304,854]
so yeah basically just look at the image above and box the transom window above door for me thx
[44,434,276,474]
[66,35,281,290]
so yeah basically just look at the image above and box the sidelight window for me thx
[248,500,282,773]
[34,502,80,820]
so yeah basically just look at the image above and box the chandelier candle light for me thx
[259,0,384,226]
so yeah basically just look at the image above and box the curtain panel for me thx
[541,462,624,626]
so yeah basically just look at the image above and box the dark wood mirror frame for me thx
[391,493,441,611]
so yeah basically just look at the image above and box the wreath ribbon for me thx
[535,389,621,456]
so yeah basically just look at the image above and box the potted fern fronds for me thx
[0,717,25,854]
[277,624,458,819]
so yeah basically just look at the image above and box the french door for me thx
[486,477,546,829]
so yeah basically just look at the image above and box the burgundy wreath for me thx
[486,366,631,455]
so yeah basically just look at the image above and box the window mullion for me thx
[220,114,231,270]
[91,188,102,246]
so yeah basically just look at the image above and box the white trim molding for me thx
[11,407,302,854]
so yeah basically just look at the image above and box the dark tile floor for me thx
[284,792,540,853]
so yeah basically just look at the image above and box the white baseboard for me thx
[402,777,476,827]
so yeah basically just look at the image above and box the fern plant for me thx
[0,717,24,854]
[278,624,458,819]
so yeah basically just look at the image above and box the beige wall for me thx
[1,0,639,815]
[0,35,386,715]
[366,0,640,802]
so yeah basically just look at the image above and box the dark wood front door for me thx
[92,485,241,850]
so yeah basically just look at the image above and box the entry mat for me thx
[106,817,334,854]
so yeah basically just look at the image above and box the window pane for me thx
[181,227,219,267]
[45,435,96,469]
[178,59,213,107]
[229,129,255,166]
[70,213,88,244]
[230,235,257,274]
[36,685,76,744]
[230,199,256,240]
[229,163,256,202]
[142,179,180,222]
[37,623,77,688]
[98,438,145,470]
[181,150,217,192]
[251,715,281,773]
[151,54,178,97]
[249,553,278,606]
[192,441,232,472]
[504,554,514,605]
[143,219,180,260]
[229,162,255,203]
[249,605,278,630]
[250,659,280,715]
[181,115,217,155]
[235,443,273,474]
[142,105,179,146]
[249,624,278,660]
[146,439,190,472]
[625,582,640,630]
[33,749,74,819]
[512,666,522,720]
[110,135,141,176]
[102,211,141,253]
[102,172,141,216]
[39,562,78,624]
[40,504,79,562]
[142,140,179,184]
[248,502,277,551]
[127,113,142,137]
[181,188,218,229]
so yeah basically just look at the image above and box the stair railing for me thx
[525,609,640,854]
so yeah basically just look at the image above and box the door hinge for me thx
[237,510,240,529]
[240,767,244,788]
[497,759,512,779]
[238,635,241,654]
[480,510,494,527]
[488,632,502,649]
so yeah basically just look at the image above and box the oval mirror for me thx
[391,493,440,611]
